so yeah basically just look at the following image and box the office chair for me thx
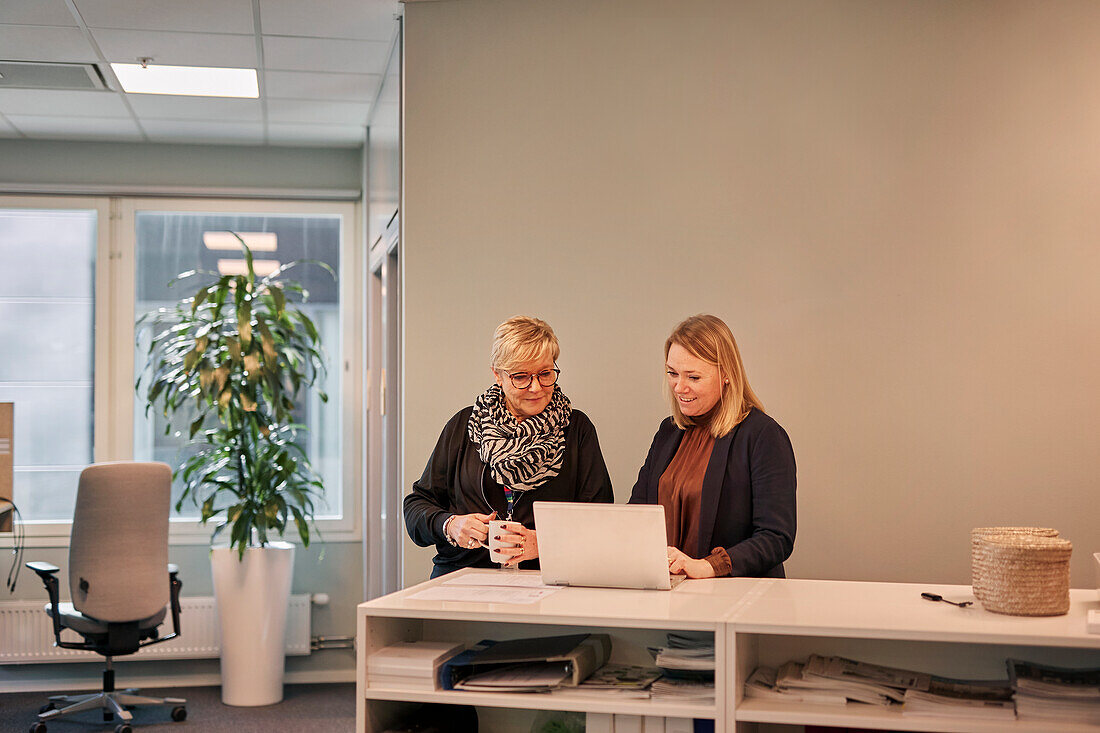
[26,462,187,733]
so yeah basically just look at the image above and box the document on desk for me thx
[408,584,562,604]
[442,572,553,589]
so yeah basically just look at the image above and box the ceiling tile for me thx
[268,123,364,147]
[264,70,379,102]
[0,116,20,136]
[92,29,257,67]
[262,36,389,74]
[143,118,264,144]
[127,95,262,121]
[7,114,142,140]
[0,25,97,63]
[267,99,369,126]
[0,88,130,117]
[75,0,254,34]
[0,1,78,26]
[258,0,399,42]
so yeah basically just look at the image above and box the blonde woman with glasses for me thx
[629,314,796,579]
[404,316,614,578]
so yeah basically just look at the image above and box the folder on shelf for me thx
[439,633,611,690]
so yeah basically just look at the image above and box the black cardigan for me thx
[403,406,614,575]
[628,408,796,578]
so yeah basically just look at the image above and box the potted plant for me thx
[137,237,331,706]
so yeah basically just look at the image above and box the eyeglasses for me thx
[507,368,560,389]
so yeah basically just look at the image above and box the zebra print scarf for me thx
[467,383,571,491]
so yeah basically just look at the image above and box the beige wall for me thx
[401,0,1100,588]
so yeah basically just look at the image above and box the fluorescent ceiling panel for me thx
[204,232,277,251]
[110,63,258,98]
[217,259,281,276]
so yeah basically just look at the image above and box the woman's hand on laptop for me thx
[499,526,539,566]
[667,546,716,579]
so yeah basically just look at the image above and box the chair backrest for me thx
[68,462,172,622]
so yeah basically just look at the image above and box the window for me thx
[0,204,100,522]
[1,195,360,544]
[132,210,343,519]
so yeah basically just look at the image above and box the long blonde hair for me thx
[665,314,763,437]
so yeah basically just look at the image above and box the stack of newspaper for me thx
[570,663,662,698]
[796,655,918,705]
[744,663,848,705]
[746,654,1015,720]
[1010,659,1100,725]
[650,631,715,703]
[901,677,1015,720]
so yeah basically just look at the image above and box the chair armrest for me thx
[163,563,183,644]
[25,561,63,643]
[138,563,185,650]
[26,561,60,577]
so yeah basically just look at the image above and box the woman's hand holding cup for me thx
[490,521,538,566]
[447,511,496,549]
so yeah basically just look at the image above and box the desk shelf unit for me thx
[729,579,1100,732]
[356,570,759,732]
[357,572,1100,733]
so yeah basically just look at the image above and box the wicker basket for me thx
[976,534,1072,616]
[970,526,1058,601]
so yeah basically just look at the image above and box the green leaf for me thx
[226,337,241,363]
[191,287,208,315]
[237,299,252,350]
[270,285,286,315]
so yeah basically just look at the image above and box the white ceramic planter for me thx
[210,541,295,706]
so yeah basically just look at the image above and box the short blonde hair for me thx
[490,316,560,372]
[665,314,763,437]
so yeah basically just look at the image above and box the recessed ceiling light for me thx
[110,63,258,98]
[203,232,278,251]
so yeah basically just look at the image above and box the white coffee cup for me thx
[487,520,523,565]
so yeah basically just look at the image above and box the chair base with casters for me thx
[26,560,187,733]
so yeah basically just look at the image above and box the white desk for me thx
[730,579,1100,732]
[356,570,1100,733]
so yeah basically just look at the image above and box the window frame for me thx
[4,195,362,548]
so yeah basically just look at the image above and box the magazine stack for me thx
[649,631,715,703]
[1010,659,1100,725]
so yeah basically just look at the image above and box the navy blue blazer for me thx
[628,408,796,578]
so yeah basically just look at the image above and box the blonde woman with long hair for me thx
[629,315,796,579]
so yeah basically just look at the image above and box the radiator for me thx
[0,595,311,664]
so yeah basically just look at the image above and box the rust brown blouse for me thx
[657,425,733,576]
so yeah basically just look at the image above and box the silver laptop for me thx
[534,502,686,590]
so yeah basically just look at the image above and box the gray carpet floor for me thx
[0,683,354,732]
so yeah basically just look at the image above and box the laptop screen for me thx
[534,502,680,590]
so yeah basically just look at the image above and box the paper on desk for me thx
[443,572,553,589]
[408,585,561,604]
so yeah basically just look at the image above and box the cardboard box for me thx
[0,403,12,532]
